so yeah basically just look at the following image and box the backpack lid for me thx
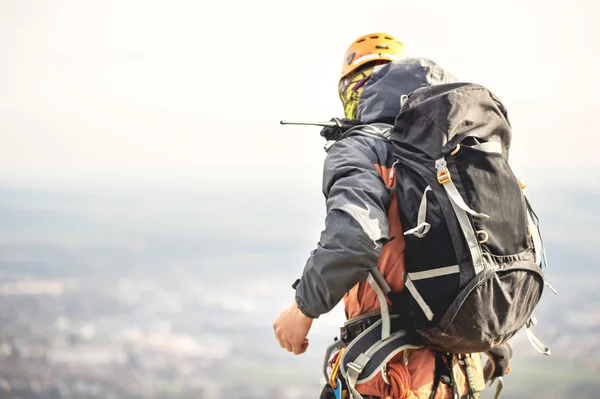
[392,82,512,160]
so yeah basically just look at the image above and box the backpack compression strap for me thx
[435,157,489,276]
[521,183,555,356]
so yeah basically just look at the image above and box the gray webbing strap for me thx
[345,353,370,399]
[524,192,549,268]
[471,141,502,154]
[367,272,391,340]
[544,280,558,295]
[526,315,551,356]
[490,377,504,399]
[405,277,434,321]
[522,182,554,357]
[435,158,486,275]
[370,267,392,294]
[526,210,544,267]
[404,264,460,322]
[524,192,557,294]
[408,265,460,281]
[452,200,484,275]
[404,186,432,238]
[435,159,490,219]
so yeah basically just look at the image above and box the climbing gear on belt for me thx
[330,347,347,389]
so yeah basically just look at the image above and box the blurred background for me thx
[0,0,598,398]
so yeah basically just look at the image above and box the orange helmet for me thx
[339,32,408,84]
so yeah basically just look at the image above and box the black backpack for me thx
[386,82,551,354]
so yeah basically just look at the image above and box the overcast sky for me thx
[1,0,598,191]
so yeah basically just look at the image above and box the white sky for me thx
[1,0,599,190]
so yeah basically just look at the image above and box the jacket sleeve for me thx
[294,136,393,318]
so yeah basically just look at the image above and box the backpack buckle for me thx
[435,158,452,184]
[437,167,451,184]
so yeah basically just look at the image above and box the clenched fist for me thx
[273,300,313,355]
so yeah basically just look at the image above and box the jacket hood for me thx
[356,58,459,125]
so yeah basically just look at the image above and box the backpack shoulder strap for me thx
[325,123,393,152]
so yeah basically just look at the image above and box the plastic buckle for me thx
[347,362,363,374]
[526,314,537,328]
[437,166,451,184]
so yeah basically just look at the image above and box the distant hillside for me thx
[0,184,598,398]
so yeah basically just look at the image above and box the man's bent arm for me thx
[294,136,393,318]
